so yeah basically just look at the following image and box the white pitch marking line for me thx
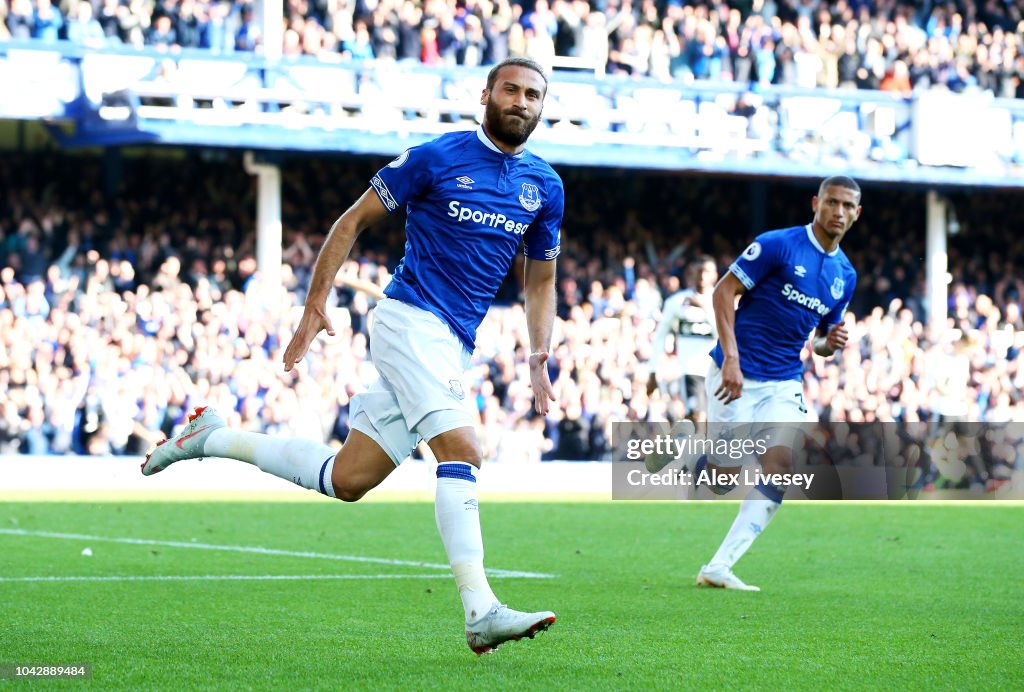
[0,528,557,579]
[0,574,453,583]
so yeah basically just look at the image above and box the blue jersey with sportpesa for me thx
[710,225,857,381]
[370,127,564,352]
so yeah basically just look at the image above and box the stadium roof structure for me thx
[4,41,1024,188]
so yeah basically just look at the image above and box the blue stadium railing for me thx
[3,39,1024,187]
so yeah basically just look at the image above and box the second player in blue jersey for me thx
[710,223,857,382]
[696,176,862,592]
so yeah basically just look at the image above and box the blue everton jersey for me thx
[370,127,564,352]
[710,225,857,381]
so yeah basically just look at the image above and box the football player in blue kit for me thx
[143,57,563,653]
[695,177,860,591]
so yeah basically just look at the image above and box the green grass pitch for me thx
[1,500,1021,689]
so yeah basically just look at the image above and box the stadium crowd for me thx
[3,0,1024,97]
[1,152,1021,489]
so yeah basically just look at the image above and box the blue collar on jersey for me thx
[476,125,525,158]
[805,224,840,256]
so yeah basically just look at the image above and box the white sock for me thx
[204,429,337,498]
[434,462,498,624]
[708,482,784,569]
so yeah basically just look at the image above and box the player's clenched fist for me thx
[824,320,849,351]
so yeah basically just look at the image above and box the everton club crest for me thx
[830,277,845,300]
[519,183,541,212]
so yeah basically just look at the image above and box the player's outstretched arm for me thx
[524,256,558,415]
[813,319,848,358]
[712,271,746,404]
[283,189,389,372]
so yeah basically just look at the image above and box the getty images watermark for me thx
[611,421,1024,501]
[622,431,815,492]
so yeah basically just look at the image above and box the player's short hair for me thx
[818,176,861,199]
[486,57,549,95]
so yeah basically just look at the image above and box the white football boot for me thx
[644,449,676,474]
[141,407,226,476]
[696,564,761,592]
[465,604,556,655]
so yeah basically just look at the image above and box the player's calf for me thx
[142,408,401,503]
[326,429,402,501]
[759,444,795,475]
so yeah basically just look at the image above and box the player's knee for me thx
[439,448,482,468]
[333,478,371,503]
[425,425,483,467]
[760,446,793,475]
[705,459,726,475]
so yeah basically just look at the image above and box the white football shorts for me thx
[704,362,811,467]
[349,298,475,465]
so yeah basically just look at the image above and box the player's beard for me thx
[484,96,541,148]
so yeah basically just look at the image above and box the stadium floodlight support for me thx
[925,191,949,338]
[243,151,283,305]
[256,0,283,63]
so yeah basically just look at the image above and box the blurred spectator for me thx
[118,0,151,48]
[65,1,105,47]
[235,4,260,52]
[342,18,375,60]
[31,0,62,41]
[879,59,912,94]
[203,0,238,52]
[6,0,33,39]
[96,0,122,41]
[147,13,178,51]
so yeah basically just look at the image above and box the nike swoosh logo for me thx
[176,425,214,449]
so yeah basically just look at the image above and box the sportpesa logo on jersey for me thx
[781,283,831,316]
[448,201,531,235]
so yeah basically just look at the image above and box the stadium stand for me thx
[0,152,1021,489]
[2,0,1022,492]
[4,1,1024,181]
[4,0,1023,98]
